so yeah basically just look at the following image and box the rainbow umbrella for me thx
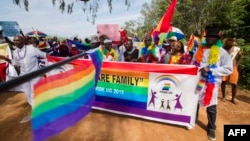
[167,26,185,40]
[26,30,48,37]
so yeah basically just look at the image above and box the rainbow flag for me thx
[66,39,91,50]
[32,48,103,141]
[187,34,200,54]
[154,0,177,33]
[162,83,171,91]
[88,48,103,86]
[196,79,205,92]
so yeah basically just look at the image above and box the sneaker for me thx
[207,129,216,141]
[20,115,31,123]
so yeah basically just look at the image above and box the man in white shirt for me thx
[0,35,48,123]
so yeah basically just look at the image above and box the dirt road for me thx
[0,88,249,141]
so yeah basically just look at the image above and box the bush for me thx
[238,45,250,89]
[236,38,245,46]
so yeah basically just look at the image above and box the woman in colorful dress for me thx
[164,40,191,64]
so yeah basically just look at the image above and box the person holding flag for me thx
[0,35,49,123]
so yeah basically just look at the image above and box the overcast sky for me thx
[1,0,148,39]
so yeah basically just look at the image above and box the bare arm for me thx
[236,53,243,67]
[0,55,11,63]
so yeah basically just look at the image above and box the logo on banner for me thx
[147,74,183,112]
[156,75,181,95]
[162,83,171,91]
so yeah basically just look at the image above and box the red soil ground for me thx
[0,87,249,141]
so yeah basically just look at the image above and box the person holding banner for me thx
[221,38,243,104]
[138,35,160,63]
[159,39,171,63]
[0,35,48,123]
[192,26,233,141]
[164,40,185,64]
[123,39,139,62]
[103,39,118,61]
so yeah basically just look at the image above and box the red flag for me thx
[155,0,177,32]
[119,29,128,44]
[149,28,155,36]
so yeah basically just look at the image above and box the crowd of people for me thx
[0,24,244,141]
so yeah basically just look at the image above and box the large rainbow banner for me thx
[32,48,103,141]
[94,62,199,128]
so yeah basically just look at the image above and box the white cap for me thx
[104,39,112,44]
[163,39,170,46]
[163,42,170,46]
[72,44,76,47]
[168,36,177,41]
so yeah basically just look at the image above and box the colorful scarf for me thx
[179,53,192,64]
[100,45,110,58]
[165,53,181,64]
[165,52,191,64]
[194,40,222,106]
[141,45,157,63]
[101,45,118,61]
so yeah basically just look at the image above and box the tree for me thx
[12,0,131,24]
[173,0,247,37]
[224,0,250,41]
[124,0,170,39]
[125,0,247,39]
[123,17,146,40]
[140,0,169,32]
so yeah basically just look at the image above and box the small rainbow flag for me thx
[32,48,103,141]
[162,83,171,91]
[196,79,205,92]
[187,34,200,54]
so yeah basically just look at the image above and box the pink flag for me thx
[97,24,120,44]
